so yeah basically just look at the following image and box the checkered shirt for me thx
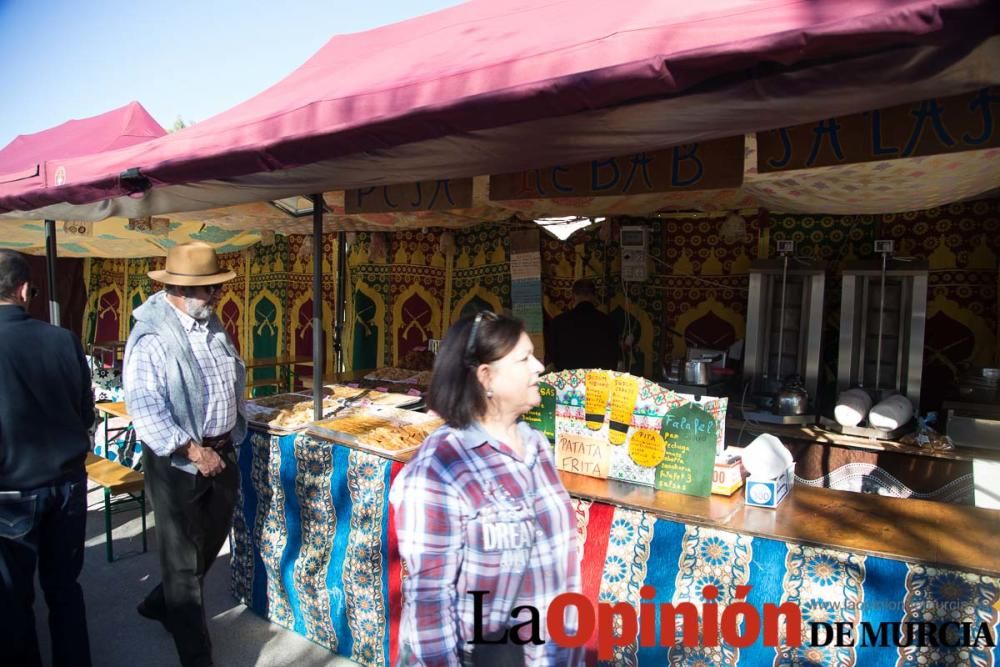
[123,301,241,457]
[390,421,582,666]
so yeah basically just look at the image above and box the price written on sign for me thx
[656,402,717,497]
[555,432,609,479]
[608,375,639,445]
[628,429,665,468]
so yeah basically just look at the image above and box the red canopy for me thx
[1,0,997,219]
[0,101,164,179]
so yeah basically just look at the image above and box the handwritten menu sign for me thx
[655,403,716,496]
[555,432,609,478]
[523,382,556,442]
[584,370,611,431]
[608,375,639,445]
[628,429,665,467]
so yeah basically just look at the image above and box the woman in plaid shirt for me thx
[391,312,582,666]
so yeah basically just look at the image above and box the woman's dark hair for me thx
[0,249,30,301]
[427,311,525,428]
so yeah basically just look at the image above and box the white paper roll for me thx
[834,388,873,427]
[868,394,914,430]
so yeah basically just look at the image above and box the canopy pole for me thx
[334,231,347,375]
[43,219,60,326]
[310,195,325,420]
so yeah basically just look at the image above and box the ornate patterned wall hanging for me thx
[770,199,1000,411]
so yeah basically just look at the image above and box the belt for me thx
[201,432,233,450]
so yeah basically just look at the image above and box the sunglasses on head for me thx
[464,310,498,367]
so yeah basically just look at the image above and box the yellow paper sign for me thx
[608,375,639,445]
[584,370,611,431]
[555,432,609,479]
[628,429,666,468]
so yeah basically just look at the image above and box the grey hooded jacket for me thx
[124,291,246,473]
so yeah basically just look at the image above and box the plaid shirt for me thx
[123,301,241,457]
[391,421,581,666]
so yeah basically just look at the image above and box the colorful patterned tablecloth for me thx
[232,428,999,666]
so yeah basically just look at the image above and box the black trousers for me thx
[0,472,91,667]
[142,445,239,667]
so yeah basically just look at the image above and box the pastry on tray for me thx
[364,367,419,382]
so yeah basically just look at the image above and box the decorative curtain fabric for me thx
[84,234,340,390]
[83,199,1000,413]
[232,430,1000,667]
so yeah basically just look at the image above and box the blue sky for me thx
[0,0,464,147]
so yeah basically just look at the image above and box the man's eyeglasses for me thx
[185,284,224,296]
[464,310,498,367]
[28,286,38,299]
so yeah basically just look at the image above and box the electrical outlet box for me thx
[874,240,894,254]
[620,226,649,282]
[776,240,795,254]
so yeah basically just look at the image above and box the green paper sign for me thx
[523,382,556,443]
[655,402,717,496]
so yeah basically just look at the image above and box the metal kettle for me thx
[775,375,809,415]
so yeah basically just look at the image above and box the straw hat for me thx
[148,242,236,286]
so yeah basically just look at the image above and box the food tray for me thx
[307,406,444,457]
[363,367,421,383]
[315,384,422,409]
[361,391,423,409]
[246,391,357,433]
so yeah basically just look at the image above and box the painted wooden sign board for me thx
[757,87,1000,172]
[345,178,473,213]
[490,135,744,200]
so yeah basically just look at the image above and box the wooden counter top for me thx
[301,423,999,576]
[560,471,999,576]
[95,401,131,420]
[727,417,1000,463]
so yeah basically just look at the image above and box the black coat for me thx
[0,305,94,489]
[546,302,620,371]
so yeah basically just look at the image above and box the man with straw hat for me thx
[123,242,246,667]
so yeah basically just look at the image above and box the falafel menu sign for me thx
[655,402,716,497]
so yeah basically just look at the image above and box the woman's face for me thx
[484,332,545,416]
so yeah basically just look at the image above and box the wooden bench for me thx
[85,453,148,562]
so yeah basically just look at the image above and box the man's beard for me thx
[184,297,214,322]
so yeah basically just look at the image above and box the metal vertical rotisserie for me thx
[837,259,928,409]
[742,256,826,423]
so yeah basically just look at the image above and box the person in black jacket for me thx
[546,278,620,371]
[0,249,94,667]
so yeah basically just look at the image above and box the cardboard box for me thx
[711,452,745,496]
[745,463,794,508]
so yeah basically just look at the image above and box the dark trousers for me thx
[0,472,91,667]
[142,446,239,667]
